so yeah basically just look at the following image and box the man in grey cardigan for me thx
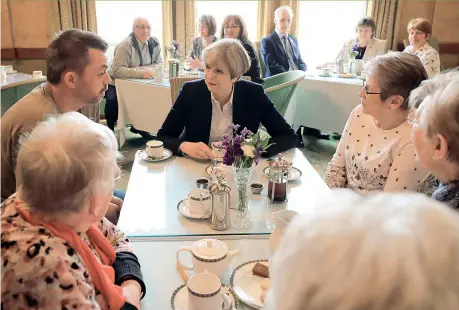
[105,17,162,139]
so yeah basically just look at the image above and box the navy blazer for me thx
[157,79,297,156]
[261,32,307,77]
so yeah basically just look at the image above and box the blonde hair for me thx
[410,70,459,165]
[16,112,120,214]
[264,189,459,310]
[201,38,250,79]
[366,52,427,110]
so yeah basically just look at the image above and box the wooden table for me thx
[133,238,270,309]
[118,148,329,240]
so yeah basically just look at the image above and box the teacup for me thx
[146,140,163,158]
[319,68,331,76]
[187,271,232,310]
[32,70,43,78]
[4,65,14,74]
[185,189,211,215]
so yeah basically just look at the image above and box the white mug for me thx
[185,189,211,215]
[319,68,331,76]
[32,70,43,78]
[146,140,163,158]
[4,65,14,74]
[188,272,232,310]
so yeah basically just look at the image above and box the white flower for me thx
[241,144,256,158]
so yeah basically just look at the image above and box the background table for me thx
[1,72,46,115]
[284,73,363,134]
[133,238,270,309]
[116,78,173,147]
[117,148,329,239]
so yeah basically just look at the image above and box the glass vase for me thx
[231,165,253,228]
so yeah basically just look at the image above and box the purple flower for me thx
[352,44,359,52]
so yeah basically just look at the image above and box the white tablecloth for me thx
[284,73,363,134]
[115,78,172,147]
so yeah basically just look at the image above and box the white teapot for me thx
[176,239,240,279]
[269,210,298,255]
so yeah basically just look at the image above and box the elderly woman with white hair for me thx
[263,189,459,310]
[1,113,145,309]
[325,52,433,194]
[409,70,459,208]
[157,38,297,159]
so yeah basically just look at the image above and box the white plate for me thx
[263,166,302,181]
[6,70,17,74]
[136,149,172,162]
[170,283,238,310]
[177,199,210,219]
[318,74,332,77]
[230,260,269,310]
[337,73,354,78]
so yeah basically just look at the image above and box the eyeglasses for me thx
[361,80,382,96]
[136,25,151,31]
[114,166,124,182]
[224,25,240,30]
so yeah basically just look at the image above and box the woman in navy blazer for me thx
[157,39,297,160]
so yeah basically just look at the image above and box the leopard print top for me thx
[1,194,133,310]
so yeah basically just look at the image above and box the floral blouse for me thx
[1,194,141,310]
[432,180,459,210]
[404,42,440,78]
[324,105,434,195]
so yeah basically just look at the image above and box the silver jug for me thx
[336,56,344,74]
[168,59,179,78]
[209,175,231,231]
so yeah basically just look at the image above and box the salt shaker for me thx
[267,154,291,203]
[209,175,231,230]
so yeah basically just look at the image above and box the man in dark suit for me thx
[261,6,307,78]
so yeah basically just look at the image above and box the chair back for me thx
[403,37,439,52]
[263,70,306,116]
[254,41,266,78]
[170,75,201,103]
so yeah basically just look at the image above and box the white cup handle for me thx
[176,246,194,271]
[221,292,232,310]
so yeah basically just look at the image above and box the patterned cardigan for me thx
[1,195,145,310]
[404,42,440,78]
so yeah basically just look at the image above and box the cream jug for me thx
[269,210,298,254]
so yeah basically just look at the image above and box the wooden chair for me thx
[169,75,201,103]
[169,75,251,104]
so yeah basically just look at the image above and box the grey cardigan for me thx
[109,33,163,79]
[187,36,217,60]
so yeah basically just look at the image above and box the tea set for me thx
[171,209,298,309]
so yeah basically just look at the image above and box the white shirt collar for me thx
[210,88,234,111]
[275,29,288,40]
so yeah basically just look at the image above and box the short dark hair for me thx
[198,15,217,37]
[220,15,248,41]
[46,29,108,85]
[356,16,377,38]
[366,52,428,110]
[407,18,432,36]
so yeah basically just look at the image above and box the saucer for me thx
[318,73,332,77]
[205,163,229,177]
[230,259,269,309]
[263,166,302,181]
[136,149,172,162]
[177,199,210,219]
[6,70,17,74]
[171,283,238,310]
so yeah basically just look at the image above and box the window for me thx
[195,1,259,42]
[297,1,367,69]
[96,1,163,64]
